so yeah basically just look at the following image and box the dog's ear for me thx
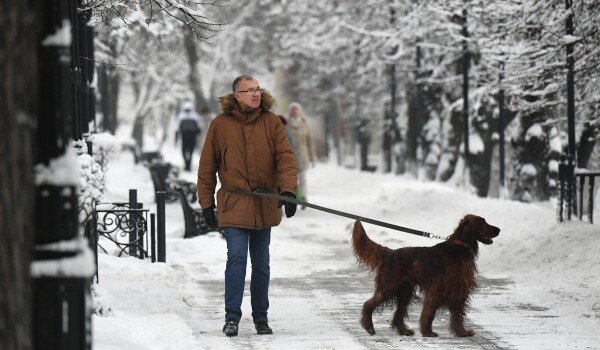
[457,215,476,242]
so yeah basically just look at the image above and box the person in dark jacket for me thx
[176,101,202,171]
[197,75,298,337]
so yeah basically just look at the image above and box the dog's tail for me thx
[352,221,390,271]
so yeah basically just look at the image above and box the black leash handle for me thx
[234,189,448,240]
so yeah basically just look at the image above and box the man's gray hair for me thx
[232,75,255,92]
[288,102,302,113]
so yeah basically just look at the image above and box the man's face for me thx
[290,106,300,117]
[234,78,261,109]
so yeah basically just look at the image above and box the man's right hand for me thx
[279,192,297,218]
[202,205,218,228]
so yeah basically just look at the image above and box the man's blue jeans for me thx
[223,227,271,323]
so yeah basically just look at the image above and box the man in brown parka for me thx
[197,75,297,337]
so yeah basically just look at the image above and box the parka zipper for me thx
[242,122,258,229]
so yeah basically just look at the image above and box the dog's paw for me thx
[364,327,376,336]
[397,328,415,336]
[361,319,376,335]
[422,331,438,337]
[456,329,475,337]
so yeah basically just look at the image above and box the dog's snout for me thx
[492,226,500,237]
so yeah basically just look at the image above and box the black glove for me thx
[279,192,297,218]
[202,205,218,228]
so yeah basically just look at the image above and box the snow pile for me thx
[91,284,114,317]
[31,237,95,278]
[520,163,538,177]
[468,133,484,154]
[525,123,543,141]
[41,19,72,47]
[34,145,81,186]
[549,127,562,153]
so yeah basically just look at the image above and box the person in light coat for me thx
[286,102,316,208]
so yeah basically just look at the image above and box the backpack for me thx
[180,119,201,135]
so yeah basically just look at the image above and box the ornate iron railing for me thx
[95,202,152,259]
[86,197,160,283]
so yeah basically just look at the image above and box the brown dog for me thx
[352,214,500,337]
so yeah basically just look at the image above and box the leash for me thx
[233,189,448,240]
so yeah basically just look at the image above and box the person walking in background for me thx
[286,102,316,209]
[176,101,202,171]
[197,75,298,337]
[278,114,297,152]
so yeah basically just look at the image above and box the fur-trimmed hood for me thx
[218,91,275,115]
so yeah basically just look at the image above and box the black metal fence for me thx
[86,189,167,283]
[558,155,599,223]
[576,171,599,224]
[558,155,577,221]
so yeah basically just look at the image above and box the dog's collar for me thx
[449,239,475,255]
[450,239,467,247]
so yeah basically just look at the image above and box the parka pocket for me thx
[223,191,233,213]
[221,147,228,170]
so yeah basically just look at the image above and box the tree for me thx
[0,1,38,348]
[108,0,600,201]
[483,0,600,200]
[89,0,223,140]
[96,27,123,134]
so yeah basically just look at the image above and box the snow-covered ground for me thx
[92,139,600,350]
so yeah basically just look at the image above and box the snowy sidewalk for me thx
[93,152,600,350]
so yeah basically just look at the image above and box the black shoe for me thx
[222,318,239,337]
[255,321,273,335]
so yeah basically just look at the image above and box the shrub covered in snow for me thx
[73,134,118,228]
[88,132,117,173]
[509,120,562,202]
[74,139,106,228]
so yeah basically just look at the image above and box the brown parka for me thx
[197,91,298,229]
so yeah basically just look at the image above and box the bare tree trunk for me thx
[183,27,207,110]
[0,1,38,348]
[405,80,425,175]
[438,108,463,181]
[97,39,120,134]
[131,79,156,149]
[131,115,145,149]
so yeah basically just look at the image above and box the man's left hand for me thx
[279,192,297,218]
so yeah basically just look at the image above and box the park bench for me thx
[147,162,199,204]
[146,163,221,238]
[174,184,223,238]
[147,162,181,203]
[173,180,198,203]
[137,151,162,164]
[123,144,163,164]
